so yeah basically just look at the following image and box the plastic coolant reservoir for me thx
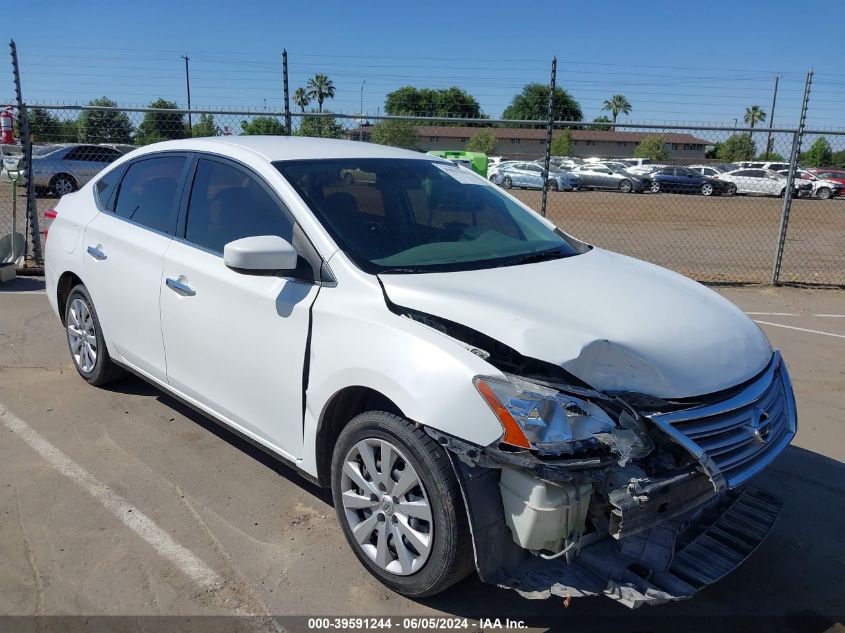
[498,466,592,553]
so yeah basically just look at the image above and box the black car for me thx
[651,166,732,196]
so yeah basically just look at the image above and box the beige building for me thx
[344,125,710,162]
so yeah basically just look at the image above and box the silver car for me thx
[573,163,651,193]
[496,162,580,191]
[29,143,133,196]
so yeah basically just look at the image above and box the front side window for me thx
[275,158,583,274]
[113,155,186,234]
[185,158,294,254]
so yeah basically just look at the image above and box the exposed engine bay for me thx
[396,304,795,608]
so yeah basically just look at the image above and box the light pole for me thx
[359,80,366,141]
[181,54,192,135]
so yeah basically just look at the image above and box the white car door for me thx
[82,153,190,382]
[160,155,319,459]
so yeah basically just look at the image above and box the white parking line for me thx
[753,320,845,340]
[745,312,798,316]
[0,403,221,590]
[814,314,845,318]
[0,290,46,295]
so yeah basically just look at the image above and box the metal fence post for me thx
[10,40,42,266]
[540,56,556,218]
[772,69,813,286]
[282,49,292,136]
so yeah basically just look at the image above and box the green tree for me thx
[384,86,482,118]
[802,136,833,167]
[717,133,756,162]
[502,83,582,121]
[306,74,336,113]
[293,87,310,112]
[296,114,344,139]
[135,98,186,144]
[587,115,612,130]
[465,129,496,154]
[744,105,766,128]
[634,135,669,161]
[241,116,285,135]
[78,97,133,144]
[830,150,845,167]
[370,119,418,149]
[192,113,218,137]
[601,94,632,129]
[756,151,785,161]
[550,128,572,156]
[28,109,63,142]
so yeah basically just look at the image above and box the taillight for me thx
[43,208,57,239]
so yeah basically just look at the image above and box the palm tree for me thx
[293,87,310,112]
[601,94,632,129]
[306,74,336,113]
[744,105,766,128]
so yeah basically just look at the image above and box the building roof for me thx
[345,125,710,145]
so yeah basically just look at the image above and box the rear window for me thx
[112,155,187,234]
[94,167,124,210]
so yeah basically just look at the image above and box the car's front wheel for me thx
[547,179,559,191]
[501,177,512,189]
[50,173,77,197]
[618,179,633,193]
[701,183,714,196]
[65,285,126,386]
[651,181,661,193]
[816,186,832,200]
[331,411,474,597]
[726,183,737,196]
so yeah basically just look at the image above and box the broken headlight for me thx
[475,374,653,459]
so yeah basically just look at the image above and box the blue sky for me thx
[9,0,845,128]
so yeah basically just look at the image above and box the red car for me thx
[807,169,845,187]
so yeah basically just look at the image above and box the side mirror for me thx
[223,235,298,272]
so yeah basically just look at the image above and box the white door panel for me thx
[160,241,317,458]
[82,212,171,381]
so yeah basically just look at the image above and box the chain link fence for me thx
[9,104,845,286]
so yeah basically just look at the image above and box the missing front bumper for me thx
[453,458,782,609]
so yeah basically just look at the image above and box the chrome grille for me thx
[649,352,796,490]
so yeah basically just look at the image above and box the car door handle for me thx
[165,277,196,297]
[86,245,107,261]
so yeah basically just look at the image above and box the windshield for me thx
[275,158,584,274]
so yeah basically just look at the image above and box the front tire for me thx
[726,183,737,196]
[50,173,77,197]
[816,187,832,200]
[547,179,559,192]
[331,411,474,597]
[651,181,661,193]
[65,285,126,386]
[618,179,633,193]
[501,177,512,189]
[701,183,714,196]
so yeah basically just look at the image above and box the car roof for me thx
[127,135,436,163]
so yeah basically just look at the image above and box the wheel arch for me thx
[314,385,404,487]
[56,271,84,325]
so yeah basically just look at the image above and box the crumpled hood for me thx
[379,248,772,399]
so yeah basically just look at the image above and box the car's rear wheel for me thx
[547,179,559,192]
[701,183,714,196]
[816,187,832,200]
[65,285,126,386]
[501,177,512,189]
[650,181,661,193]
[331,411,474,597]
[618,179,633,193]
[779,188,787,198]
[50,173,77,197]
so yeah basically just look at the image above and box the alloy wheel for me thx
[53,177,75,196]
[651,181,660,193]
[701,183,714,196]
[67,298,98,374]
[340,438,434,576]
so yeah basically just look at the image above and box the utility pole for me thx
[9,40,41,265]
[540,56,557,218]
[359,80,366,141]
[282,49,291,135]
[764,75,780,160]
[181,54,192,135]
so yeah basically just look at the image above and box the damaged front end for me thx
[421,328,797,607]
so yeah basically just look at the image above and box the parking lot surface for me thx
[1,279,844,631]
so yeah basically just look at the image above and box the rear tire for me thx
[547,180,559,192]
[701,183,714,196]
[501,177,512,189]
[651,181,661,193]
[64,285,126,386]
[331,411,474,598]
[618,179,633,193]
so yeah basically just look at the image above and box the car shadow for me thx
[0,276,46,292]
[102,374,845,631]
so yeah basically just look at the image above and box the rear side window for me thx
[94,167,123,210]
[184,158,294,254]
[113,155,186,234]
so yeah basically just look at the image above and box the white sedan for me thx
[44,136,795,607]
